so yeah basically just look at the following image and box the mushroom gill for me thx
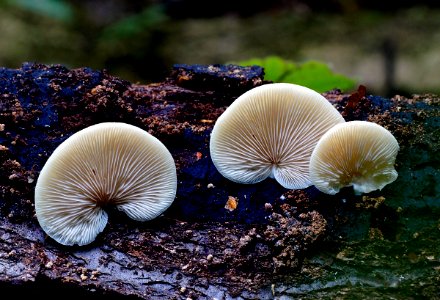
[35,122,177,246]
[209,83,345,189]
[309,120,400,195]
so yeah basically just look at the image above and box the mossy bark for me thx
[0,63,438,299]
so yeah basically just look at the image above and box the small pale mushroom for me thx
[210,83,345,189]
[35,122,177,246]
[309,120,400,195]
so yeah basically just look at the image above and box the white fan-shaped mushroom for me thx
[210,83,345,189]
[35,122,177,246]
[309,121,399,195]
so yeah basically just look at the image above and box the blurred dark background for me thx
[1,0,439,96]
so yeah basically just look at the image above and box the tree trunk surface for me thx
[0,63,438,299]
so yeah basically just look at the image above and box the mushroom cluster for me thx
[35,122,177,246]
[210,83,345,189]
[210,83,399,195]
[35,83,400,246]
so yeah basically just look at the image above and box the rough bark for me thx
[0,63,438,299]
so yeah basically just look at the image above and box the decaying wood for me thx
[0,63,438,299]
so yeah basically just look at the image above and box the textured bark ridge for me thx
[0,63,438,299]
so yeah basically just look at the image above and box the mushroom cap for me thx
[309,120,400,195]
[209,83,345,189]
[35,122,177,246]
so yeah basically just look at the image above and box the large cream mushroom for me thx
[309,120,399,195]
[210,83,345,189]
[35,122,177,246]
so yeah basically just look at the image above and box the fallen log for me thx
[0,63,438,299]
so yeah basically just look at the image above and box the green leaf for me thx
[7,0,73,22]
[235,56,356,92]
[283,60,356,92]
[101,5,168,40]
[235,56,294,82]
